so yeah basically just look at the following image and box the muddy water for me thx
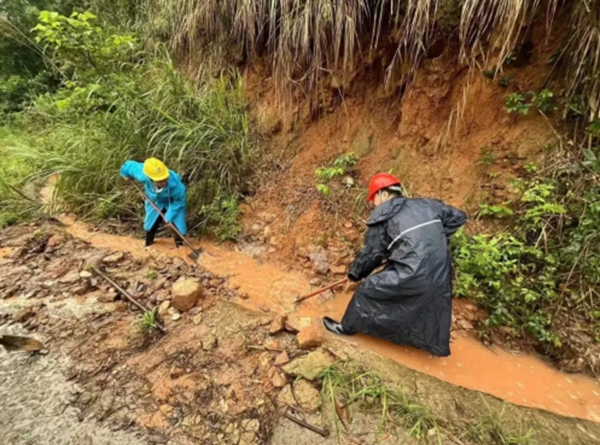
[57,216,600,423]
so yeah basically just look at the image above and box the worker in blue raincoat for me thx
[120,158,187,248]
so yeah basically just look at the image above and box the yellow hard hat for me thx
[143,158,170,181]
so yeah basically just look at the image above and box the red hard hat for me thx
[367,173,401,202]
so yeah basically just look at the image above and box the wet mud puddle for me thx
[59,215,600,423]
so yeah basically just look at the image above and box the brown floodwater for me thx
[58,215,600,423]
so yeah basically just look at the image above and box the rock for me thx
[331,265,346,276]
[458,319,474,330]
[283,350,335,381]
[171,278,202,312]
[258,352,274,372]
[102,252,124,264]
[277,384,297,408]
[202,333,217,351]
[208,278,221,289]
[239,431,256,445]
[343,221,353,229]
[271,371,286,388]
[97,294,118,303]
[274,351,289,366]
[114,302,127,312]
[293,379,321,413]
[158,300,170,316]
[297,325,324,349]
[263,226,272,239]
[47,235,65,248]
[309,277,322,286]
[79,271,93,279]
[241,419,260,433]
[284,314,314,333]
[58,270,80,284]
[269,314,287,335]
[72,283,91,296]
[265,339,283,351]
[308,248,329,275]
[171,312,181,321]
[192,314,203,325]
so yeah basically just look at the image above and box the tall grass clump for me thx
[144,0,600,119]
[5,11,257,240]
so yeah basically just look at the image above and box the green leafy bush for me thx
[315,152,359,196]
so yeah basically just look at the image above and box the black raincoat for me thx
[341,197,467,356]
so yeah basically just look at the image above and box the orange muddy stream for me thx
[59,215,600,423]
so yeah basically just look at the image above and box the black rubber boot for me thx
[322,317,356,336]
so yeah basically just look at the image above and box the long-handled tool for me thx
[129,180,205,262]
[91,265,166,333]
[295,278,348,305]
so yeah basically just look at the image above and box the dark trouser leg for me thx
[145,211,165,247]
[173,230,184,248]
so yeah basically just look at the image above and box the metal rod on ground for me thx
[282,411,329,437]
[128,180,207,261]
[90,266,166,333]
[295,278,348,304]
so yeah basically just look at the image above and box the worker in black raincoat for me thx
[323,173,467,356]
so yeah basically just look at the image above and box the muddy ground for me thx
[1,222,599,445]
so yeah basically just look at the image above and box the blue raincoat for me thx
[120,161,188,235]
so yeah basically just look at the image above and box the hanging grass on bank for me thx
[143,0,600,117]
[3,11,257,240]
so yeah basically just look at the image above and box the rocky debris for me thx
[308,246,329,275]
[58,270,81,284]
[283,350,335,381]
[265,339,283,351]
[293,379,321,413]
[97,294,118,303]
[331,265,346,276]
[269,314,287,335]
[171,312,181,321]
[297,325,324,349]
[201,333,218,351]
[158,300,170,316]
[79,271,93,279]
[277,384,297,408]
[284,314,314,333]
[192,313,203,325]
[274,351,289,366]
[270,371,287,388]
[171,278,202,312]
[258,352,274,373]
[102,251,124,264]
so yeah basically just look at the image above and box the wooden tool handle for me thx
[296,278,348,303]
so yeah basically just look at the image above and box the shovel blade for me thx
[0,335,45,352]
[188,252,200,262]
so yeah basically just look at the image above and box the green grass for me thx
[319,363,440,442]
[138,308,158,331]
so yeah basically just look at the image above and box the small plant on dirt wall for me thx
[504,90,555,115]
[315,152,359,196]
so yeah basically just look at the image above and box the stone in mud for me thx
[102,251,124,264]
[331,265,346,276]
[283,350,334,381]
[284,314,314,333]
[277,384,297,408]
[258,352,274,373]
[269,314,287,335]
[271,371,287,388]
[308,247,329,275]
[97,294,118,303]
[241,418,260,433]
[58,270,81,284]
[297,325,324,350]
[293,379,321,413]
[158,300,170,316]
[171,278,202,312]
[79,270,93,279]
[171,312,181,321]
[201,333,217,351]
[274,351,289,366]
[192,313,203,325]
[265,339,283,351]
